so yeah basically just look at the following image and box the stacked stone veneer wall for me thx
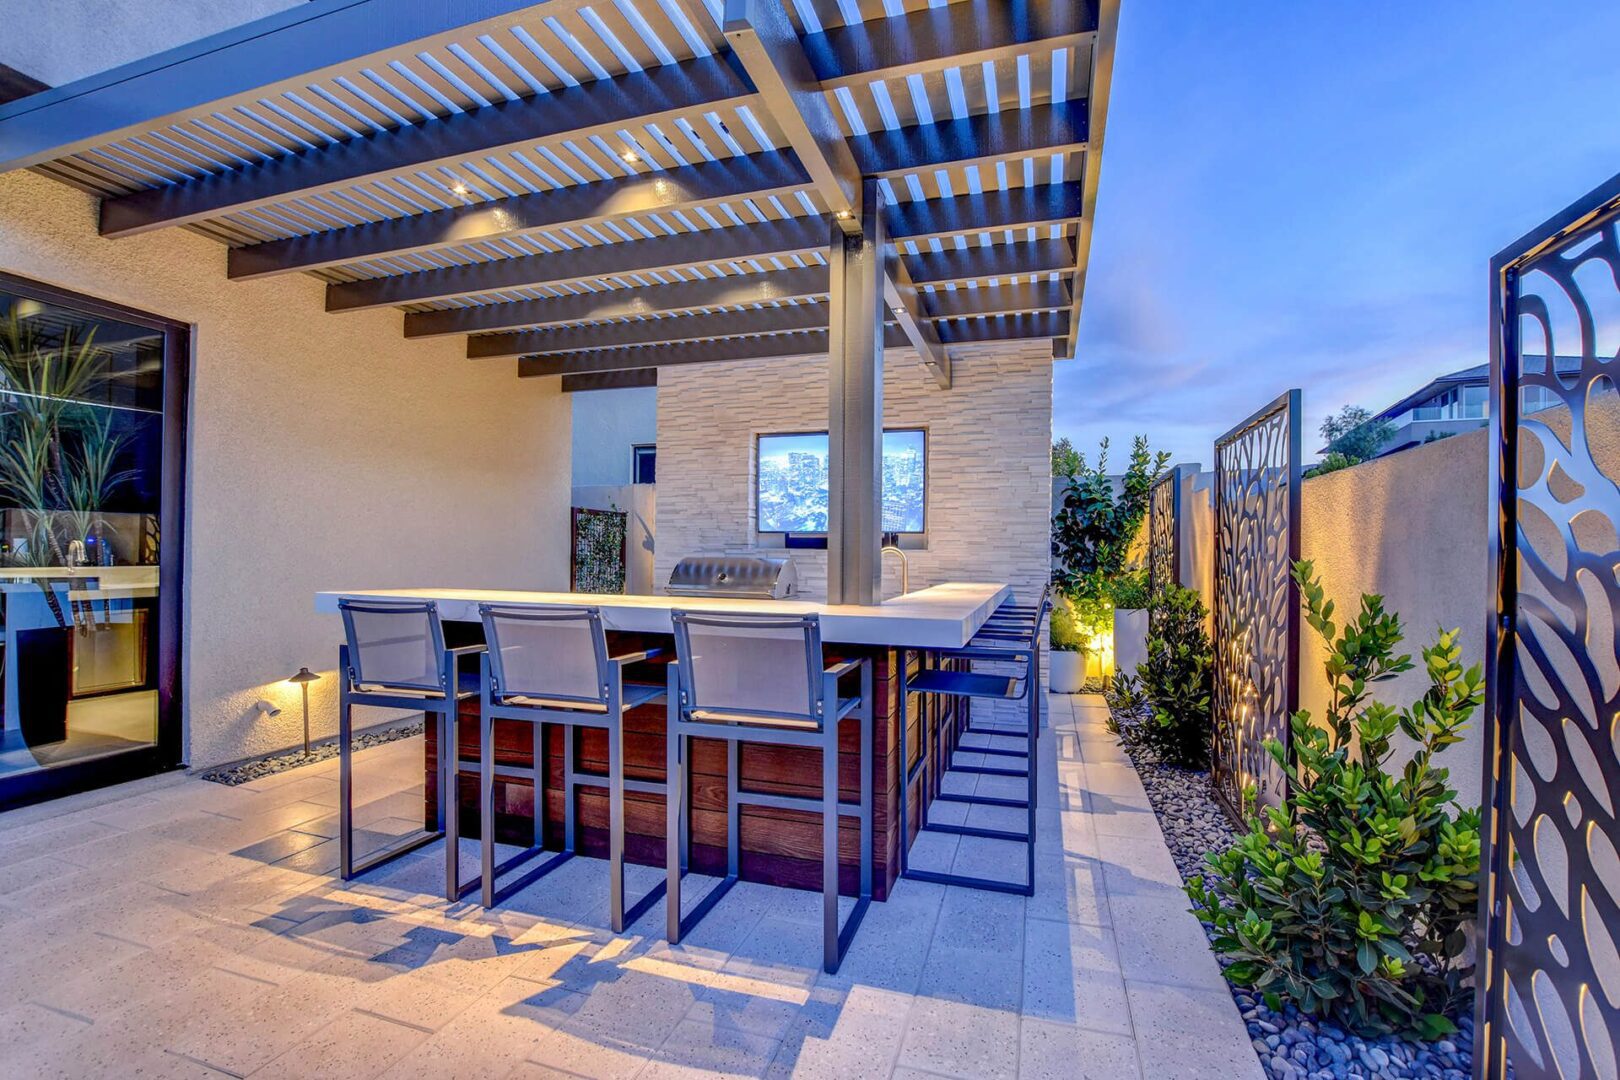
[656,342,1054,718]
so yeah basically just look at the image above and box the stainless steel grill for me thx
[664,555,799,600]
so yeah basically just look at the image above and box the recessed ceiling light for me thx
[450,183,470,196]
[620,149,640,164]
[835,209,852,220]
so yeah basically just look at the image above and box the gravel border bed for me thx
[1105,701,1475,1080]
[197,722,424,786]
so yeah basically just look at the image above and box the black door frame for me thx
[0,270,189,811]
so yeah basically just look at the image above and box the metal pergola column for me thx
[827,177,886,606]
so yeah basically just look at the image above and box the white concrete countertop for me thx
[315,581,1011,649]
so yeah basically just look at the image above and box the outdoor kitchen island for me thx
[314,582,1013,901]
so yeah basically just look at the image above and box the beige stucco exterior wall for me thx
[1298,427,1490,802]
[654,341,1053,610]
[0,170,571,768]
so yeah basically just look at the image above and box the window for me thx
[756,429,926,534]
[632,444,656,484]
[0,274,187,810]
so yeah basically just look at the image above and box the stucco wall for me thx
[571,386,656,487]
[0,0,303,87]
[655,341,1053,610]
[0,170,571,768]
[1299,428,1490,800]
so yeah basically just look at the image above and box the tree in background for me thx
[1050,435,1169,599]
[1309,404,1395,476]
[1051,436,1082,478]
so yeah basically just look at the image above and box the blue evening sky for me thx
[1058,0,1620,465]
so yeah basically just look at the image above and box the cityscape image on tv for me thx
[757,430,925,534]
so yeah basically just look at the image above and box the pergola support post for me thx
[827,178,886,606]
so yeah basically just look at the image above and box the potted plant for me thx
[1048,599,1088,693]
[1109,570,1151,678]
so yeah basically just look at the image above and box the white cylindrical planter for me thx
[1050,649,1088,694]
[1113,608,1149,679]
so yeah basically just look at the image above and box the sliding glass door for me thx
[0,273,186,810]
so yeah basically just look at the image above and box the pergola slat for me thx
[804,0,1100,89]
[467,302,830,357]
[326,214,829,312]
[851,101,1088,179]
[226,151,810,280]
[99,55,756,238]
[404,263,829,337]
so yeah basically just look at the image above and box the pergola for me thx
[0,0,1117,603]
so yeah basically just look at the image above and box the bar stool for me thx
[337,597,486,902]
[476,604,667,932]
[664,610,872,974]
[897,586,1051,896]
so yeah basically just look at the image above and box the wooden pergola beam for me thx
[719,0,860,231]
[518,325,909,376]
[467,301,830,357]
[907,236,1076,284]
[405,263,829,337]
[99,55,755,238]
[325,214,829,312]
[851,100,1087,179]
[883,246,950,389]
[226,150,809,279]
[804,0,1100,90]
[926,278,1071,319]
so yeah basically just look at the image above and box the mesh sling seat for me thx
[476,604,667,931]
[664,610,872,974]
[897,585,1052,896]
[337,597,487,901]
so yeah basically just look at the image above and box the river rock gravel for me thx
[1104,698,1476,1080]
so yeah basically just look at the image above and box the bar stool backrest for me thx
[671,610,823,727]
[339,598,446,693]
[480,604,609,708]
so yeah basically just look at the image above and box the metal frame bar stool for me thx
[337,597,485,902]
[664,610,872,974]
[896,586,1052,896]
[476,603,667,932]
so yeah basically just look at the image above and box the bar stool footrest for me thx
[902,866,1032,897]
[921,821,1031,843]
[343,828,444,881]
[933,790,1030,810]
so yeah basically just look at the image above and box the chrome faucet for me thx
[881,533,909,597]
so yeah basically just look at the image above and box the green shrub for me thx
[1186,560,1483,1039]
[1106,670,1146,714]
[1107,569,1150,611]
[1049,603,1086,653]
[1050,435,1169,595]
[1134,584,1212,767]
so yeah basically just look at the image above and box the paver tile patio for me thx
[0,694,1260,1078]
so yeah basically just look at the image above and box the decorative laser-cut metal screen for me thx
[1476,173,1620,1080]
[1211,392,1301,814]
[570,507,627,594]
[1147,467,1180,596]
